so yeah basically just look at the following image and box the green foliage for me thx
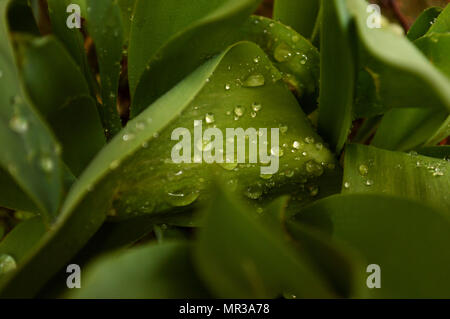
[0,0,449,299]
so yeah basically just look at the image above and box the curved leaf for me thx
[295,194,450,298]
[69,242,210,299]
[194,182,335,298]
[318,0,355,153]
[0,0,63,222]
[346,0,450,112]
[426,3,450,35]
[86,0,124,138]
[19,36,105,176]
[129,0,261,115]
[407,6,443,41]
[273,0,321,39]
[343,144,449,215]
[47,0,94,93]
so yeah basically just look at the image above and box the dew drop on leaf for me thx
[9,116,28,134]
[243,74,265,87]
[0,254,17,276]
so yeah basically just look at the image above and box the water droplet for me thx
[292,141,302,150]
[271,146,284,157]
[0,254,17,275]
[9,116,28,134]
[292,35,300,42]
[365,179,374,186]
[135,121,146,131]
[286,170,294,178]
[344,182,350,189]
[205,113,215,124]
[225,83,231,91]
[253,56,260,63]
[219,161,238,171]
[279,125,288,134]
[250,111,257,118]
[245,184,263,200]
[260,173,273,180]
[234,105,245,117]
[308,185,319,197]
[40,157,54,172]
[252,102,262,112]
[306,160,324,176]
[122,133,135,142]
[243,74,265,87]
[256,207,263,214]
[274,42,293,62]
[165,188,200,207]
[359,164,369,176]
[109,160,120,170]
[304,136,314,144]
[315,143,323,150]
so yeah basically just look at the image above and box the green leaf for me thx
[0,0,63,222]
[129,0,261,115]
[426,3,450,35]
[372,108,448,151]
[318,0,355,153]
[81,41,337,222]
[295,194,450,298]
[259,196,367,298]
[273,0,321,39]
[117,0,136,46]
[69,242,210,299]
[0,217,45,265]
[47,0,94,93]
[0,41,337,297]
[407,7,443,41]
[86,0,124,139]
[415,33,450,78]
[19,36,105,176]
[346,0,450,112]
[0,168,37,212]
[238,16,320,113]
[194,182,335,298]
[417,145,450,159]
[343,144,450,215]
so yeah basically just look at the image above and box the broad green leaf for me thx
[238,16,320,113]
[418,145,450,159]
[70,242,210,299]
[426,3,450,35]
[85,41,337,222]
[346,0,450,112]
[194,182,335,298]
[295,194,450,298]
[86,0,124,139]
[0,41,337,297]
[273,0,321,39]
[407,7,443,41]
[47,0,94,94]
[318,0,355,153]
[343,144,449,215]
[129,0,261,115]
[18,36,105,176]
[0,0,63,222]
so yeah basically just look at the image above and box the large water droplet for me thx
[306,160,324,177]
[205,113,215,124]
[234,105,245,118]
[243,74,265,87]
[359,164,369,176]
[0,254,17,275]
[165,187,200,207]
[9,116,28,134]
[252,102,262,112]
[274,42,293,62]
[40,157,54,172]
[219,161,238,171]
